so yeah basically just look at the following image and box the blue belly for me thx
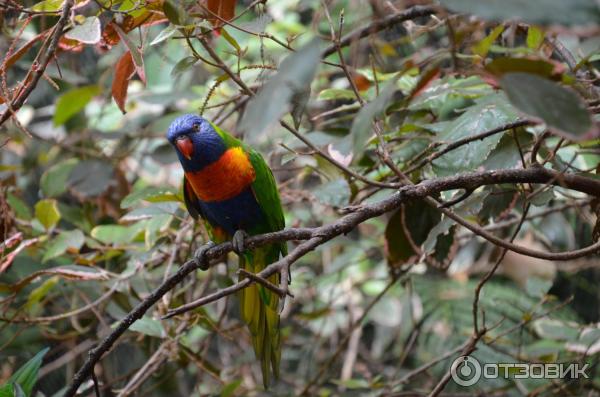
[198,188,266,236]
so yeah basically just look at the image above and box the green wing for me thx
[209,121,286,387]
[247,149,286,243]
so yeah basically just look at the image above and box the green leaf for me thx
[472,24,504,58]
[150,25,177,46]
[485,57,557,78]
[239,38,321,144]
[432,94,519,177]
[331,378,369,389]
[526,276,553,298]
[362,280,388,296]
[42,229,85,263]
[313,178,350,207]
[529,187,555,207]
[53,85,101,126]
[409,75,493,116]
[128,316,166,338]
[478,186,518,222]
[67,160,114,197]
[35,199,61,230]
[483,129,534,170]
[163,0,188,26]
[317,88,357,101]
[500,73,593,140]
[2,347,49,397]
[533,319,580,341]
[64,16,101,44]
[7,192,31,220]
[91,224,143,245]
[220,379,242,397]
[350,76,398,155]
[26,276,59,311]
[121,186,180,209]
[30,0,63,12]
[121,202,179,222]
[440,0,600,26]
[144,214,172,248]
[171,56,196,77]
[220,28,241,52]
[527,26,544,49]
[40,158,79,197]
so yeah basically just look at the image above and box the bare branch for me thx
[64,166,600,396]
[0,0,74,127]
[321,5,437,58]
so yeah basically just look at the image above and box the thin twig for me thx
[237,268,291,298]
[405,120,535,174]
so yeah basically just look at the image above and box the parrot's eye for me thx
[192,123,200,132]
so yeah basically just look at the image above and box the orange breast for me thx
[185,147,256,202]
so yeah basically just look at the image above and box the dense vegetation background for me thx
[1,0,599,396]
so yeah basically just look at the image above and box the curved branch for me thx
[0,0,74,127]
[64,166,600,396]
[321,5,437,58]
[404,120,536,174]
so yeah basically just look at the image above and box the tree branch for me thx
[0,0,74,127]
[63,166,600,396]
[321,5,437,58]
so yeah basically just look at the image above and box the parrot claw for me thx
[232,230,249,255]
[194,241,216,270]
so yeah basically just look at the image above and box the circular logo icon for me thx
[450,356,481,387]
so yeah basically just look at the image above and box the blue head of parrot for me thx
[167,114,226,172]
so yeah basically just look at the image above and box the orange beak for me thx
[176,136,194,160]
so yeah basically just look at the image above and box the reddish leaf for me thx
[485,57,566,81]
[101,21,126,46]
[0,31,48,104]
[112,51,136,113]
[407,67,440,102]
[101,12,166,48]
[58,37,84,52]
[1,30,51,74]
[352,72,371,91]
[207,0,236,27]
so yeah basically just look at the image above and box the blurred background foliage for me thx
[0,0,599,396]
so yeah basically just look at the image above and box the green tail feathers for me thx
[239,246,282,388]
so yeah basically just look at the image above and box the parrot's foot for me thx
[194,241,216,270]
[232,230,249,255]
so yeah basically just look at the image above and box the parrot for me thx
[166,114,286,387]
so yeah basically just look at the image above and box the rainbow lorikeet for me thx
[167,114,286,387]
